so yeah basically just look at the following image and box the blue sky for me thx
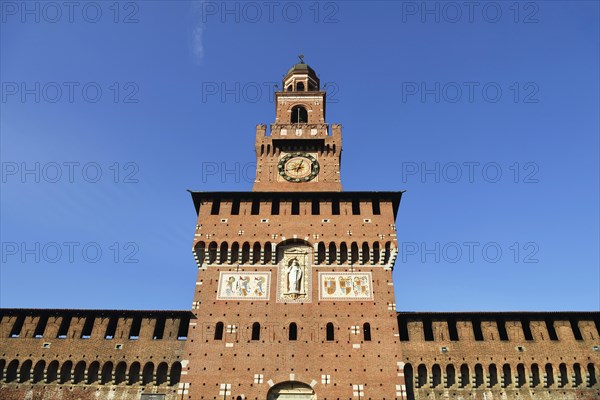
[1,1,598,311]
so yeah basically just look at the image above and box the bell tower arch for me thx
[253,57,341,192]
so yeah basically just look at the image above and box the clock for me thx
[278,153,319,183]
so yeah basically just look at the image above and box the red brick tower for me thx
[184,59,404,399]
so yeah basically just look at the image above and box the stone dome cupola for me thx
[282,55,320,92]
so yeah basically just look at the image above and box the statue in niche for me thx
[287,258,303,294]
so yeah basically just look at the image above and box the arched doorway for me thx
[267,381,316,400]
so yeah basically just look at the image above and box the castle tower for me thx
[184,60,404,399]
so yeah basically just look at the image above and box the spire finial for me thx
[298,54,304,64]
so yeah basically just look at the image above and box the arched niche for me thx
[267,381,316,400]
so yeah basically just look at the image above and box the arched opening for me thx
[33,360,46,383]
[129,362,140,385]
[489,364,498,387]
[215,322,224,340]
[241,242,250,263]
[431,364,441,387]
[559,363,568,387]
[372,242,380,263]
[474,364,484,387]
[59,360,72,383]
[289,323,298,341]
[517,363,526,387]
[446,364,456,388]
[251,322,261,341]
[363,323,371,341]
[230,242,239,264]
[208,241,218,263]
[170,362,182,386]
[219,242,228,264]
[142,362,154,385]
[156,362,168,385]
[291,105,308,124]
[404,363,415,400]
[252,242,261,264]
[317,242,326,264]
[46,360,59,383]
[339,242,348,264]
[101,361,113,384]
[531,363,540,387]
[326,322,334,341]
[573,363,582,387]
[73,361,85,384]
[87,361,100,384]
[6,360,18,382]
[194,241,205,266]
[350,242,359,264]
[588,363,598,387]
[0,359,5,382]
[361,242,369,264]
[264,242,272,264]
[328,242,336,264]
[267,381,314,400]
[460,364,470,388]
[502,364,512,388]
[417,364,427,388]
[296,82,305,92]
[115,361,127,384]
[384,242,392,263]
[545,363,555,387]
[19,359,32,383]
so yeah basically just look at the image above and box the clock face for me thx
[278,153,319,183]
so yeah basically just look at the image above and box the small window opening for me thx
[34,314,49,338]
[9,315,25,338]
[332,200,340,215]
[570,318,584,340]
[363,323,371,341]
[472,318,484,341]
[351,199,360,215]
[289,323,298,341]
[372,199,381,215]
[81,316,95,339]
[177,315,190,340]
[291,199,300,215]
[398,317,410,341]
[105,317,118,339]
[521,318,534,341]
[326,322,335,341]
[545,318,559,340]
[251,200,260,215]
[271,199,280,215]
[252,322,261,340]
[311,199,320,215]
[129,317,142,339]
[447,319,459,341]
[210,199,221,215]
[423,319,434,341]
[497,318,509,341]
[56,316,72,339]
[231,199,240,215]
[214,322,224,340]
[153,317,166,340]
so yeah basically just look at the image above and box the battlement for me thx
[397,311,600,399]
[0,309,193,399]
